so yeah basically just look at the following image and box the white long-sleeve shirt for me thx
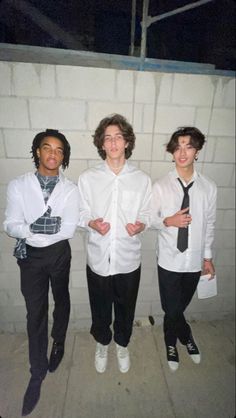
[4,171,79,247]
[151,169,217,272]
[78,161,152,276]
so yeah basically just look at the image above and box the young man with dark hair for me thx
[78,114,151,374]
[4,129,79,415]
[151,127,217,372]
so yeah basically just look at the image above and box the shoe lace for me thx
[168,346,177,357]
[187,341,194,351]
[117,346,128,359]
[97,344,108,358]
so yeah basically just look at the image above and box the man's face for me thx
[102,125,128,161]
[37,136,64,176]
[173,135,199,170]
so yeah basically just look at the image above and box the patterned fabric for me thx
[30,206,61,234]
[13,172,60,259]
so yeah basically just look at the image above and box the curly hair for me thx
[93,114,135,160]
[166,127,206,154]
[31,129,71,169]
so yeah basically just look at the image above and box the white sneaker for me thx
[116,344,130,373]
[95,343,108,373]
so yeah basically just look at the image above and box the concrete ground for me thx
[0,320,235,418]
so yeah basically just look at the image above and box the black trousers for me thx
[18,240,71,378]
[87,265,141,347]
[158,265,200,346]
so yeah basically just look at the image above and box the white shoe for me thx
[116,344,130,373]
[186,336,201,364]
[95,343,108,373]
[166,345,179,372]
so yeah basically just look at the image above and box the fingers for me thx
[179,207,189,214]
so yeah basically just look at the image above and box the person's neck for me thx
[176,166,194,184]
[37,168,59,177]
[106,157,126,174]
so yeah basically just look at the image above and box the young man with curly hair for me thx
[151,127,217,372]
[78,114,152,374]
[4,129,79,415]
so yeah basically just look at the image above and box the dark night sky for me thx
[0,0,235,70]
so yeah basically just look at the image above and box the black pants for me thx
[18,240,71,378]
[87,265,141,347]
[158,265,200,346]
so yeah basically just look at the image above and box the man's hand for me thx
[164,207,192,228]
[202,259,215,279]
[30,206,61,235]
[126,221,145,236]
[88,218,110,235]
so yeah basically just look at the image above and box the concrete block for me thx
[201,136,216,162]
[140,230,157,250]
[217,188,235,209]
[133,103,143,132]
[87,159,101,168]
[0,233,15,251]
[0,130,5,158]
[70,250,87,271]
[209,108,235,136]
[13,63,56,97]
[215,209,225,229]
[71,270,87,288]
[116,70,134,102]
[141,249,156,269]
[202,163,234,186]
[87,101,132,130]
[0,305,26,322]
[3,129,35,158]
[214,136,235,163]
[29,98,86,130]
[222,209,235,229]
[0,159,35,184]
[57,66,116,100]
[135,302,153,318]
[154,105,195,134]
[68,131,98,159]
[157,73,173,104]
[134,71,156,103]
[172,74,214,106]
[70,232,86,252]
[143,104,155,133]
[0,62,11,95]
[215,248,235,266]
[140,268,156,286]
[214,77,235,108]
[215,230,235,249]
[0,185,7,208]
[0,271,19,289]
[70,288,90,304]
[0,252,18,272]
[137,285,158,302]
[72,303,91,320]
[151,161,173,182]
[0,321,15,332]
[65,159,88,183]
[195,107,212,134]
[132,133,152,160]
[0,98,29,128]
[152,134,168,161]
[139,162,151,177]
[214,266,235,295]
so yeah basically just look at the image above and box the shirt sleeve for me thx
[3,180,32,239]
[77,174,92,230]
[150,181,166,230]
[203,182,217,259]
[54,185,80,240]
[137,176,152,228]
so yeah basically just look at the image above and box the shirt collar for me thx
[171,168,199,185]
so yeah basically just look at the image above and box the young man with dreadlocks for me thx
[78,114,152,374]
[4,129,79,416]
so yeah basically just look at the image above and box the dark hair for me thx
[166,127,206,154]
[93,114,135,160]
[31,129,71,169]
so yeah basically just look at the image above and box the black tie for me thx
[177,178,194,252]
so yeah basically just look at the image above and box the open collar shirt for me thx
[151,168,217,272]
[78,161,152,276]
[4,171,79,247]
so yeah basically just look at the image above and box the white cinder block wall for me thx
[0,61,235,332]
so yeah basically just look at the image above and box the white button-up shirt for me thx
[151,169,217,272]
[4,171,79,247]
[78,161,152,276]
